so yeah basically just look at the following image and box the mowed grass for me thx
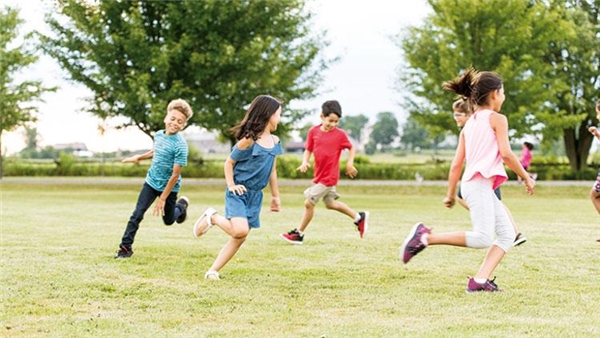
[1,178,599,337]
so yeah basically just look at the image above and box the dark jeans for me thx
[119,183,183,248]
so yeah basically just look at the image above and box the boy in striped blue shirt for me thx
[115,99,193,259]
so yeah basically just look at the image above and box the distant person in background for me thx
[518,141,536,183]
[451,99,526,246]
[587,99,600,241]
[280,100,369,245]
[115,99,193,259]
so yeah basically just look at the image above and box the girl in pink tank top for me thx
[400,67,535,292]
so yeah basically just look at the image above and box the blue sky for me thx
[3,0,431,154]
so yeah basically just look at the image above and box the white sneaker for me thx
[193,207,216,238]
[205,270,220,280]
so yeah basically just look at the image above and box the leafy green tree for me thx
[338,114,369,143]
[400,117,429,152]
[396,0,598,170]
[0,6,56,178]
[367,112,399,152]
[41,0,330,145]
[539,0,599,171]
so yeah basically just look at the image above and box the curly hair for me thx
[167,99,193,120]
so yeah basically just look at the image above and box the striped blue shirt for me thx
[145,130,188,192]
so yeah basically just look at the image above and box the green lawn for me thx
[1,178,599,337]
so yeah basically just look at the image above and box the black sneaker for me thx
[176,196,189,224]
[280,228,304,245]
[114,245,133,259]
[513,232,527,247]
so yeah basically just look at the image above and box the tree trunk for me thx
[563,124,594,172]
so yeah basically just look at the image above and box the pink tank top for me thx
[461,109,507,189]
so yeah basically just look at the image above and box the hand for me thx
[525,178,535,195]
[346,165,358,178]
[153,198,165,216]
[122,155,140,163]
[228,184,247,196]
[270,196,281,212]
[297,162,310,173]
[589,126,598,135]
[443,196,455,208]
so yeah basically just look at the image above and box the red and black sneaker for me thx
[280,228,304,245]
[354,211,369,238]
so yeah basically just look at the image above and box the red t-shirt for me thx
[305,125,353,186]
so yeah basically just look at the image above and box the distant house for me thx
[185,131,231,154]
[284,140,305,153]
[54,142,94,157]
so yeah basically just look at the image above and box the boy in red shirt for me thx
[280,100,369,244]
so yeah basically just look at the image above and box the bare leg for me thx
[427,231,467,247]
[474,245,506,279]
[324,200,358,219]
[502,203,519,234]
[209,236,247,272]
[298,200,315,232]
[590,188,600,215]
[206,216,249,273]
[457,197,469,210]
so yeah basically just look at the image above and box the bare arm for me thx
[589,126,600,141]
[269,158,280,212]
[345,146,358,178]
[122,149,154,163]
[297,149,313,172]
[153,164,182,216]
[444,131,465,208]
[491,113,535,195]
[225,137,253,195]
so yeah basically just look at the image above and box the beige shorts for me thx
[304,183,340,205]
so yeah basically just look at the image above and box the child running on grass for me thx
[587,99,600,241]
[115,99,193,259]
[193,95,283,280]
[280,100,368,245]
[400,68,535,292]
[452,98,527,247]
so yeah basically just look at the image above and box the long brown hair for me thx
[231,95,283,141]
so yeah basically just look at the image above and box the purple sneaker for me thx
[466,277,503,293]
[400,222,431,264]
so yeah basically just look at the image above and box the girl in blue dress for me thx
[193,95,283,280]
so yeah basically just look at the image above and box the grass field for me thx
[1,178,599,337]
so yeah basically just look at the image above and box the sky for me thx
[2,0,432,155]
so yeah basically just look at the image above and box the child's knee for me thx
[466,232,494,248]
[304,199,315,209]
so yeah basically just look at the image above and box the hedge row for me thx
[2,154,597,180]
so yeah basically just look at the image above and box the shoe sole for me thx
[399,222,424,264]
[279,233,303,245]
[360,211,370,238]
[513,238,527,246]
[193,207,216,238]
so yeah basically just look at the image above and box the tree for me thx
[0,6,56,178]
[396,0,598,171]
[367,112,399,152]
[338,114,369,143]
[400,117,429,152]
[539,1,599,171]
[41,0,330,146]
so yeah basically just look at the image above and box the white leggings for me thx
[461,175,515,252]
